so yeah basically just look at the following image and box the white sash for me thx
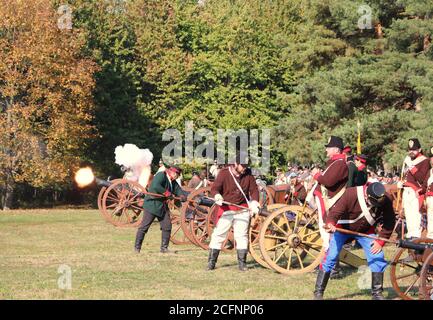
[195,180,203,190]
[307,160,340,202]
[404,155,428,170]
[228,167,250,205]
[310,158,346,210]
[338,186,375,226]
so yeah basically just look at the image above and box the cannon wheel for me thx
[179,201,200,246]
[97,187,107,212]
[249,203,286,269]
[419,251,433,300]
[186,187,214,248]
[98,179,123,223]
[259,205,324,275]
[101,179,145,227]
[390,238,433,300]
[169,199,191,245]
[261,186,275,206]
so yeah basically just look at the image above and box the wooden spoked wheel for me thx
[98,179,122,223]
[390,238,433,300]
[419,251,433,300]
[249,203,286,269]
[168,199,191,245]
[259,205,324,275]
[101,179,146,227]
[97,186,107,212]
[260,186,274,207]
[179,201,200,245]
[186,187,214,249]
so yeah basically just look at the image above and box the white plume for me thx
[114,144,154,185]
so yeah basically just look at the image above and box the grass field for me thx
[0,209,403,300]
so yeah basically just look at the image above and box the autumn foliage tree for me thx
[0,0,97,209]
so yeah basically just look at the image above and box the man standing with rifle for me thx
[134,166,187,254]
[207,152,260,271]
[313,182,395,300]
[398,138,430,240]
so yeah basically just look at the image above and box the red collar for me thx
[331,154,346,161]
[358,164,366,171]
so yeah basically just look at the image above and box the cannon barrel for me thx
[258,208,271,217]
[196,197,215,207]
[95,177,112,188]
[397,240,430,251]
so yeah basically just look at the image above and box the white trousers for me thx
[403,187,422,238]
[425,197,433,239]
[209,209,250,250]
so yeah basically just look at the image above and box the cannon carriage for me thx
[390,238,433,300]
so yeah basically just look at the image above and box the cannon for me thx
[390,238,433,300]
[256,204,367,275]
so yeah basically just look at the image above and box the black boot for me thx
[134,229,146,253]
[160,230,175,253]
[237,249,248,271]
[313,270,331,300]
[207,249,220,270]
[330,259,342,279]
[371,272,385,300]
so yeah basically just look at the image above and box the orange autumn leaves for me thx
[0,0,98,189]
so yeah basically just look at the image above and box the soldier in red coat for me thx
[308,136,348,276]
[398,138,430,239]
[313,182,396,300]
[207,153,260,271]
[422,147,433,239]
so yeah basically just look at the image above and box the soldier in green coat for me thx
[134,166,187,253]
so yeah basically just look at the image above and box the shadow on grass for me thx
[328,287,400,300]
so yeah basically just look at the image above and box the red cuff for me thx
[375,240,385,247]
[313,172,321,181]
[163,190,171,197]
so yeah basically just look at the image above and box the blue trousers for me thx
[321,231,388,273]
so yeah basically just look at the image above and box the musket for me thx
[334,227,396,244]
[334,227,433,251]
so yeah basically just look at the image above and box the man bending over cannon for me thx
[134,166,187,254]
[313,182,396,300]
[207,153,260,271]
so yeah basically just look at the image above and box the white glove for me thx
[248,200,260,216]
[397,181,404,189]
[214,194,224,206]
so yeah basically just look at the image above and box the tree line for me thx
[0,0,432,209]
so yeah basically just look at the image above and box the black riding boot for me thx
[371,272,385,300]
[237,249,248,271]
[207,249,220,270]
[160,230,173,253]
[313,270,331,300]
[134,229,146,253]
[330,259,342,279]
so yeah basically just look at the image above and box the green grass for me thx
[0,209,401,300]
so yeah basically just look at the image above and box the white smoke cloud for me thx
[114,144,154,184]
